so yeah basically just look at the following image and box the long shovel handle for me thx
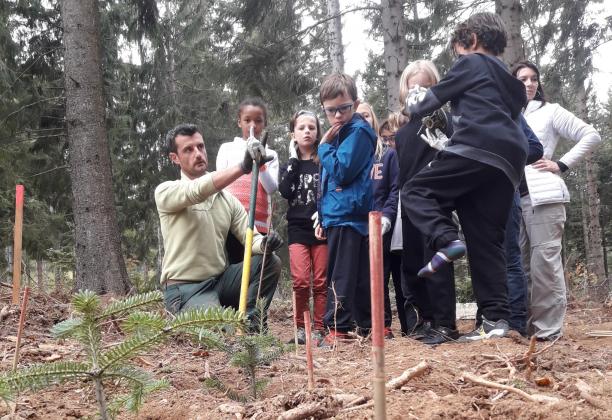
[238,129,269,316]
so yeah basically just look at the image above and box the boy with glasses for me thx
[314,73,377,347]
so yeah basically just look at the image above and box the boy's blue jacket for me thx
[318,113,376,236]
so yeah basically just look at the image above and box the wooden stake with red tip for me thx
[303,310,314,390]
[292,291,299,355]
[13,286,30,371]
[12,185,24,305]
[369,211,386,419]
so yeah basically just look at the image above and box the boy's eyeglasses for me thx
[322,103,353,116]
[382,135,396,143]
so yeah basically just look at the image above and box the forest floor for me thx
[1,285,611,419]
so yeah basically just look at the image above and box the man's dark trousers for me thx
[164,254,281,331]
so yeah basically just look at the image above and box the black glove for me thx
[262,231,283,253]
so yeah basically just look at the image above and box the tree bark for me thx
[37,259,44,292]
[54,264,62,292]
[381,0,408,112]
[60,0,130,295]
[574,84,606,296]
[495,0,525,67]
[326,0,344,73]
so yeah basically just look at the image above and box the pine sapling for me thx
[0,290,245,418]
[204,298,286,401]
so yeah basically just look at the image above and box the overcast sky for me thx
[340,1,612,103]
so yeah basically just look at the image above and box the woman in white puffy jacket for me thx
[512,61,601,340]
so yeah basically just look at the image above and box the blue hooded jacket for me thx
[318,113,376,236]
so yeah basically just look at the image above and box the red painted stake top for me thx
[12,184,25,305]
[16,184,24,204]
[369,211,385,348]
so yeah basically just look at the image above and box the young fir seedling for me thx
[0,290,244,419]
[204,299,286,401]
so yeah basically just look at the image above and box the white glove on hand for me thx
[381,216,392,235]
[246,138,267,164]
[420,128,449,151]
[406,85,428,108]
[311,211,320,229]
[289,138,298,160]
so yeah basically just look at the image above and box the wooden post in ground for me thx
[12,185,24,305]
[292,291,299,355]
[303,310,315,390]
[13,286,30,371]
[369,211,386,419]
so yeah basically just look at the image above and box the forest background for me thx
[0,0,610,301]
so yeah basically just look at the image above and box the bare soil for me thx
[1,287,611,419]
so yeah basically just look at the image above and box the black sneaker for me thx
[421,326,459,345]
[408,321,432,340]
[457,318,509,342]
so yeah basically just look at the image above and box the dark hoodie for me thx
[408,53,528,187]
[395,111,453,188]
[318,113,377,236]
[371,146,399,223]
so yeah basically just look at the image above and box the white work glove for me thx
[420,128,449,151]
[406,85,428,108]
[289,138,298,160]
[246,137,268,164]
[381,216,392,235]
[311,211,320,229]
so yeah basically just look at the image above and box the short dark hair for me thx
[165,123,200,155]
[512,60,547,104]
[319,73,358,103]
[450,12,508,56]
[238,97,268,126]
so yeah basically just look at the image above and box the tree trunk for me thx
[37,259,44,292]
[54,265,62,292]
[326,0,344,73]
[381,0,408,112]
[142,260,149,289]
[60,0,131,295]
[574,84,606,296]
[495,0,525,67]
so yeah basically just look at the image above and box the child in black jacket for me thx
[396,60,457,344]
[279,111,327,344]
[403,12,529,342]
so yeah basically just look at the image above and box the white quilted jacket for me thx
[523,100,601,206]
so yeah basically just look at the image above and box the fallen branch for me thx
[340,400,374,413]
[525,336,537,379]
[585,330,612,337]
[532,336,560,356]
[386,361,430,390]
[342,361,431,412]
[345,395,368,408]
[287,354,322,369]
[461,372,560,404]
[575,379,605,409]
[277,402,326,420]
